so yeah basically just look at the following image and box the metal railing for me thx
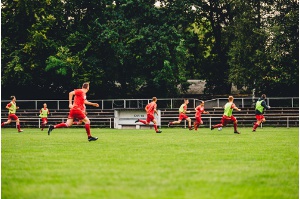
[1,97,299,110]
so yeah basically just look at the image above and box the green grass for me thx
[1,127,299,199]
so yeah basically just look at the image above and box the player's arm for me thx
[84,100,99,107]
[6,103,12,110]
[203,110,209,114]
[232,104,241,111]
[261,101,271,109]
[69,91,75,109]
[184,105,191,114]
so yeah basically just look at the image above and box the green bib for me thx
[179,104,185,113]
[40,108,48,117]
[255,100,264,113]
[224,102,233,117]
[8,102,16,114]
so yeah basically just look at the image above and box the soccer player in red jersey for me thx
[135,97,162,133]
[194,100,209,131]
[211,96,241,134]
[47,82,99,141]
[1,96,23,132]
[252,94,271,132]
[39,103,50,131]
[168,99,193,130]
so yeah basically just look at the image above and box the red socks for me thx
[253,123,259,130]
[54,123,68,128]
[213,124,223,128]
[234,123,237,132]
[138,120,147,125]
[85,124,91,137]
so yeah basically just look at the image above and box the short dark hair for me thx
[82,82,90,89]
[261,94,266,99]
[10,96,15,100]
[152,97,157,101]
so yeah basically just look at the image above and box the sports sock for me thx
[213,124,222,128]
[253,123,259,130]
[85,124,91,137]
[154,124,158,132]
[234,123,238,132]
[17,124,21,131]
[138,120,147,125]
[1,122,5,127]
[54,123,68,128]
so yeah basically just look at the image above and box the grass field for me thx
[1,127,299,199]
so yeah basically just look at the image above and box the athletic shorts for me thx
[146,114,155,123]
[256,115,265,121]
[221,115,237,126]
[195,117,203,124]
[68,109,86,120]
[8,114,18,120]
[41,117,48,124]
[179,113,189,121]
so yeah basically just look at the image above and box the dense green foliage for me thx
[1,0,298,99]
[2,127,299,199]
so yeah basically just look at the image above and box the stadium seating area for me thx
[1,107,299,128]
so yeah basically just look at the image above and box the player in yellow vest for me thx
[1,96,23,132]
[39,103,50,131]
[168,99,193,130]
[252,94,270,132]
[211,96,241,134]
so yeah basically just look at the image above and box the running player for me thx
[39,103,50,131]
[211,96,241,134]
[1,96,23,132]
[168,99,193,130]
[135,97,162,133]
[252,94,271,132]
[194,100,209,131]
[47,82,99,141]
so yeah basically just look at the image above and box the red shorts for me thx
[41,118,48,124]
[179,113,189,121]
[8,114,18,120]
[146,114,155,123]
[221,115,237,126]
[256,115,265,121]
[68,109,86,120]
[195,117,203,124]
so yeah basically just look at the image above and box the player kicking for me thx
[135,97,162,133]
[48,82,99,141]
[1,96,23,132]
[168,99,193,130]
[211,96,241,134]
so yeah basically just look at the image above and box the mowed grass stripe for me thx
[1,127,298,199]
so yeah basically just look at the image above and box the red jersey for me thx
[145,102,157,115]
[195,105,205,117]
[72,89,86,111]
